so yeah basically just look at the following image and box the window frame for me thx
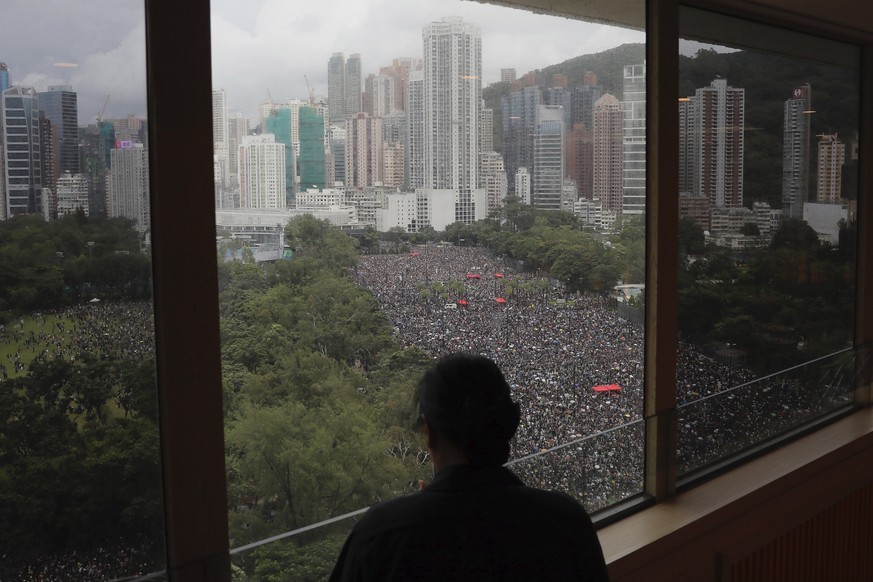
[142,0,873,579]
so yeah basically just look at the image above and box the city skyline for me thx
[2,0,644,125]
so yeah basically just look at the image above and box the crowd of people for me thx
[0,302,154,380]
[354,245,852,509]
[0,245,853,577]
[2,537,158,581]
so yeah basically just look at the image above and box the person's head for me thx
[416,353,521,469]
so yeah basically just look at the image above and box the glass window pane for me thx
[0,1,166,578]
[212,0,644,576]
[677,6,860,479]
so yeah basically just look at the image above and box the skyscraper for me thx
[622,63,646,215]
[782,84,812,219]
[39,85,79,177]
[109,143,150,232]
[593,93,623,217]
[501,85,541,194]
[501,69,516,84]
[328,53,346,124]
[817,133,844,204]
[1,86,42,218]
[421,16,483,224]
[211,89,229,188]
[328,53,363,122]
[345,54,362,117]
[406,70,425,190]
[532,105,564,210]
[690,78,745,209]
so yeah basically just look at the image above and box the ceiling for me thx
[488,0,873,39]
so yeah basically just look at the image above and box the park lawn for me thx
[0,312,77,380]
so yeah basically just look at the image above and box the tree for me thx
[678,217,706,255]
[740,222,760,236]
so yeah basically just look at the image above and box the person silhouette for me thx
[330,352,609,581]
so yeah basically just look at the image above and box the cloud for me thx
[5,0,645,126]
[211,0,644,121]
[69,23,148,123]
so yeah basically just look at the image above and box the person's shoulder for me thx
[512,485,596,522]
[348,491,430,538]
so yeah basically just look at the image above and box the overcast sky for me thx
[5,0,645,126]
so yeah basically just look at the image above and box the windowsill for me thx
[599,406,873,579]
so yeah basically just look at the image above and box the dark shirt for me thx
[330,464,609,581]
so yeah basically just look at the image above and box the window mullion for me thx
[645,0,681,501]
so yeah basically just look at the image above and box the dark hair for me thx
[417,353,521,466]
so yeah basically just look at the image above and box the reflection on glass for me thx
[507,420,645,512]
[677,8,860,478]
[213,0,645,576]
[678,348,859,476]
[0,1,165,579]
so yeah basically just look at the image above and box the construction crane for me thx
[304,75,315,105]
[266,88,275,112]
[97,94,111,123]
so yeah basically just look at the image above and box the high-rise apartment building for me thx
[566,122,593,199]
[689,78,745,209]
[379,57,423,115]
[366,74,395,117]
[406,71,425,190]
[782,84,812,219]
[420,16,484,224]
[328,53,363,123]
[109,143,150,232]
[593,93,623,216]
[501,68,516,84]
[383,141,405,190]
[1,86,42,218]
[817,133,845,204]
[345,113,383,189]
[330,126,347,187]
[482,150,507,213]
[227,112,250,193]
[238,134,286,209]
[532,105,564,210]
[622,63,646,215]
[381,110,406,189]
